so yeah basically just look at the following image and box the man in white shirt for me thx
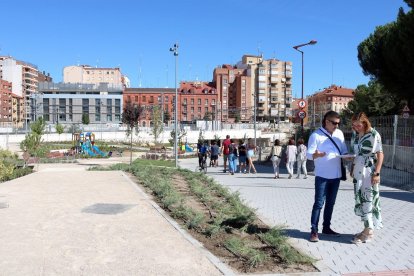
[306,111,348,242]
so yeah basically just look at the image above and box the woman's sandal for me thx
[351,232,374,244]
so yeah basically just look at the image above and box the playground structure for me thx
[72,132,108,157]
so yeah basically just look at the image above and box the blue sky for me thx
[1,0,409,97]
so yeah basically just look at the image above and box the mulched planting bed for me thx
[125,164,318,274]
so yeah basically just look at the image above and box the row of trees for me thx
[347,0,413,117]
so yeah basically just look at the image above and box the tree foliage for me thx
[122,102,144,164]
[164,110,171,124]
[151,105,163,144]
[357,2,414,108]
[20,118,46,156]
[56,123,65,135]
[344,81,401,117]
[82,113,90,125]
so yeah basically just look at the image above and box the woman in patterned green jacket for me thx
[350,112,384,244]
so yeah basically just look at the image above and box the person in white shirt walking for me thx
[307,111,348,242]
[296,138,308,179]
[270,139,283,179]
[286,139,297,179]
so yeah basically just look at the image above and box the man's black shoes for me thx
[322,227,341,237]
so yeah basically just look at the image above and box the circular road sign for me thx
[298,110,307,119]
[298,99,307,109]
[403,112,409,119]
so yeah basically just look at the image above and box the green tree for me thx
[357,1,414,107]
[164,110,171,124]
[203,112,212,120]
[122,102,144,164]
[151,105,163,144]
[20,118,46,156]
[56,123,65,135]
[82,113,90,125]
[344,80,401,117]
[169,129,187,147]
[234,111,241,123]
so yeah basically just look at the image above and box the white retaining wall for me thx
[0,129,287,150]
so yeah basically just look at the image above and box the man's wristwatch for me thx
[373,172,380,176]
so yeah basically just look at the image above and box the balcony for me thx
[182,102,187,105]
[270,77,278,83]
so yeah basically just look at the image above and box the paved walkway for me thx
[0,160,222,276]
[1,156,413,275]
[178,158,414,275]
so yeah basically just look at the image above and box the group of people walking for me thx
[270,138,308,179]
[220,136,257,175]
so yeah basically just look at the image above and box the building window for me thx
[115,99,121,121]
[142,96,146,102]
[82,98,89,115]
[191,98,194,105]
[198,99,201,105]
[198,107,201,113]
[95,99,101,122]
[205,99,208,105]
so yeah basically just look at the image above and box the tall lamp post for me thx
[293,40,317,135]
[170,43,179,167]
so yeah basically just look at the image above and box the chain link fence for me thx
[343,115,414,191]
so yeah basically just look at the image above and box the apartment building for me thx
[213,65,246,122]
[213,55,293,123]
[38,82,123,125]
[0,79,24,127]
[242,55,293,122]
[179,81,218,123]
[0,56,39,126]
[123,87,175,127]
[307,85,354,127]
[63,65,130,88]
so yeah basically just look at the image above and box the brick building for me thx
[307,85,354,127]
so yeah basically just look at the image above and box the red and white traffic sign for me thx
[298,110,307,119]
[298,99,307,109]
[403,105,410,112]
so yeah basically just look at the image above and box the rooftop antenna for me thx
[77,55,80,66]
[138,56,143,88]
[257,41,263,60]
[96,59,99,68]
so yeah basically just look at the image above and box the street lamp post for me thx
[293,40,317,135]
[170,43,179,168]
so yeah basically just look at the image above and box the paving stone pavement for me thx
[0,163,222,276]
[179,158,414,275]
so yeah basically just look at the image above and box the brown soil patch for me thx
[130,172,318,274]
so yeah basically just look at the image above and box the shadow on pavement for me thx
[381,190,414,203]
[82,203,137,215]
